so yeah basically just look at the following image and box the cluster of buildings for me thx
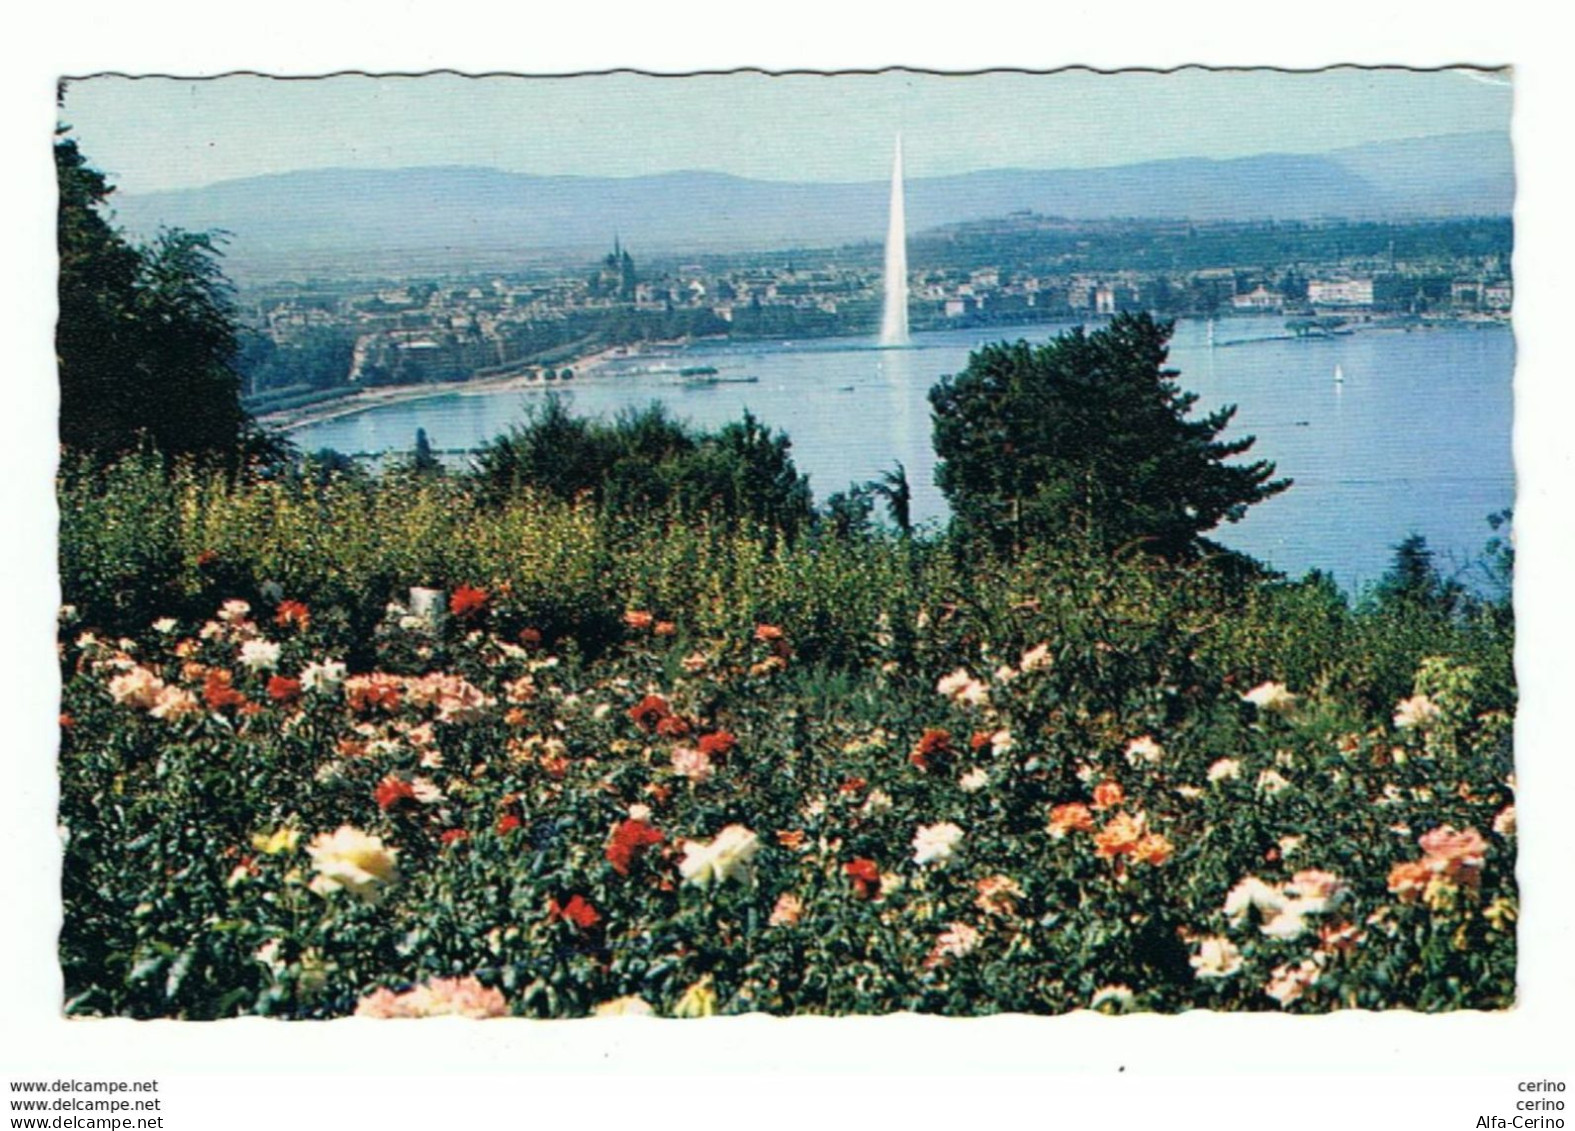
[242,246,1513,396]
[1300,274,1512,313]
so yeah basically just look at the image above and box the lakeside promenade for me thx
[256,344,628,432]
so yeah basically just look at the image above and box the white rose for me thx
[1242,681,1297,714]
[678,824,760,887]
[1207,758,1242,783]
[238,639,282,672]
[912,821,964,866]
[1393,694,1442,730]
[1124,736,1164,766]
[1190,937,1243,979]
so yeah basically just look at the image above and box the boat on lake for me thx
[676,372,760,388]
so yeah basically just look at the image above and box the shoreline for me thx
[257,344,633,432]
[258,313,1509,432]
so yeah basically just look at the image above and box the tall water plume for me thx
[880,134,910,347]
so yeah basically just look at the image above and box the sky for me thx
[57,66,1512,194]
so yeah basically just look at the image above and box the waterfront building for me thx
[1308,277,1376,307]
[1231,285,1284,312]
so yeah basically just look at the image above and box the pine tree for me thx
[929,312,1290,559]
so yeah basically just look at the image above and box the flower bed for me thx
[57,585,1516,1018]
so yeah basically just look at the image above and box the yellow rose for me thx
[251,827,301,856]
[306,825,399,903]
[671,976,718,1018]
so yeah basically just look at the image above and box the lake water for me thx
[290,315,1515,593]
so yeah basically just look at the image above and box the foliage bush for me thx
[472,397,814,540]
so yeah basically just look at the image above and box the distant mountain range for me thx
[107,132,1512,273]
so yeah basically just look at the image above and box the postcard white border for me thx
[3,1,1571,1120]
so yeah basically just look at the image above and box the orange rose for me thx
[1048,802,1095,837]
[1093,812,1146,859]
[1134,833,1174,866]
[1387,860,1431,902]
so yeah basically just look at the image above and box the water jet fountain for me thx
[879,134,910,348]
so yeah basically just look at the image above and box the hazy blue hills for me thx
[108,132,1511,271]
[1322,131,1513,217]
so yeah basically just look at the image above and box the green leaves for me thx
[929,313,1290,560]
[57,136,268,469]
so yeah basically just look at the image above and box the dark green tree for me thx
[470,399,812,537]
[822,483,875,540]
[619,250,637,302]
[56,133,265,465]
[929,312,1290,558]
[866,460,913,536]
[410,427,441,474]
[56,133,142,456]
[1372,532,1462,615]
[471,394,611,505]
[671,410,814,538]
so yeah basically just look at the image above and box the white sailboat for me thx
[1334,363,1345,385]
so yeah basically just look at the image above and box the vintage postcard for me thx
[51,67,1516,1024]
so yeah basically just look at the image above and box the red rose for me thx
[202,669,247,712]
[274,600,311,630]
[844,858,882,900]
[628,694,673,733]
[548,894,602,931]
[910,728,953,772]
[449,585,489,618]
[374,776,417,812]
[606,818,664,875]
[698,731,737,759]
[267,675,302,704]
